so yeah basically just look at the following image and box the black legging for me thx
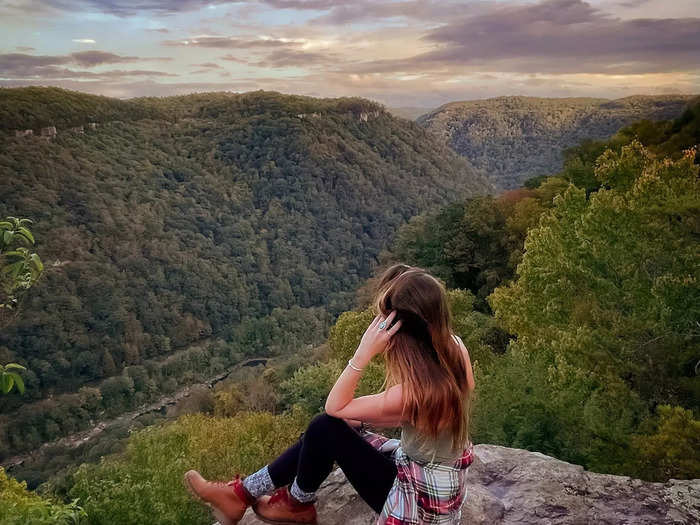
[267,413,398,513]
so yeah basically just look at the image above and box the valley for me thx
[0,87,491,464]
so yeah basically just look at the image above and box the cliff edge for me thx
[239,444,699,524]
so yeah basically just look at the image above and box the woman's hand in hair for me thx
[353,310,402,367]
[325,311,403,422]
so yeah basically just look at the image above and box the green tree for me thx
[489,143,700,478]
[628,405,700,481]
[0,467,85,525]
[0,217,43,395]
[389,198,515,308]
[0,217,43,321]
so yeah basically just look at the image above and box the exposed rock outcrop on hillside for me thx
[240,444,699,524]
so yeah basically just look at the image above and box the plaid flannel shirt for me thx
[361,430,475,525]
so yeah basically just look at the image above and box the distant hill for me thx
[0,86,168,131]
[417,95,697,189]
[0,87,491,458]
[387,106,434,121]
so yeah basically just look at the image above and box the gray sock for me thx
[290,477,317,503]
[242,465,275,498]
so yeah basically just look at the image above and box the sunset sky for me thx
[1,0,699,106]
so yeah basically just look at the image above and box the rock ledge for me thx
[240,444,699,524]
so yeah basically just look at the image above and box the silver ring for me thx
[378,320,387,330]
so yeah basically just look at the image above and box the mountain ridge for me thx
[417,94,698,188]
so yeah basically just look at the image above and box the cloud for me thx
[86,69,177,78]
[72,38,96,44]
[70,51,139,66]
[191,62,222,69]
[0,52,175,80]
[36,0,232,16]
[163,36,303,49]
[15,46,36,52]
[251,48,338,68]
[616,0,652,7]
[309,1,468,25]
[21,0,354,17]
[166,34,339,69]
[0,53,72,71]
[261,0,348,8]
[221,54,249,64]
[163,35,341,69]
[347,0,700,75]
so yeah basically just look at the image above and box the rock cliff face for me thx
[240,444,699,524]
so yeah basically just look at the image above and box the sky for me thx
[1,0,699,107]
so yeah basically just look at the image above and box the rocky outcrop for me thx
[240,444,699,524]
[40,126,57,137]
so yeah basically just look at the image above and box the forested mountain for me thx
[0,87,492,458]
[417,94,697,189]
[0,87,168,132]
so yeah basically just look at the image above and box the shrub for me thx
[0,467,85,525]
[69,410,307,525]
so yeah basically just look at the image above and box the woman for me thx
[184,264,475,524]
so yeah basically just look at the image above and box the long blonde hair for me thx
[373,264,471,451]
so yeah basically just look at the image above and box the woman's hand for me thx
[353,310,402,367]
[325,310,403,421]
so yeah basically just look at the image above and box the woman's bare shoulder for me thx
[451,332,468,352]
[451,332,475,390]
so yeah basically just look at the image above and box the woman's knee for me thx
[305,413,346,440]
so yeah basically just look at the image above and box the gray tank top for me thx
[400,421,465,464]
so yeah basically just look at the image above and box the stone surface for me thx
[239,444,700,525]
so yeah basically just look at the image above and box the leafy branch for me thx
[1,216,43,394]
[0,362,26,394]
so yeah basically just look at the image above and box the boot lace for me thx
[202,473,241,489]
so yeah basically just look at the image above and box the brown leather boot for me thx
[253,486,318,524]
[183,470,256,525]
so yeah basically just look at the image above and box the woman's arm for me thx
[325,311,405,424]
[326,383,404,423]
[358,413,405,428]
[343,415,404,429]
